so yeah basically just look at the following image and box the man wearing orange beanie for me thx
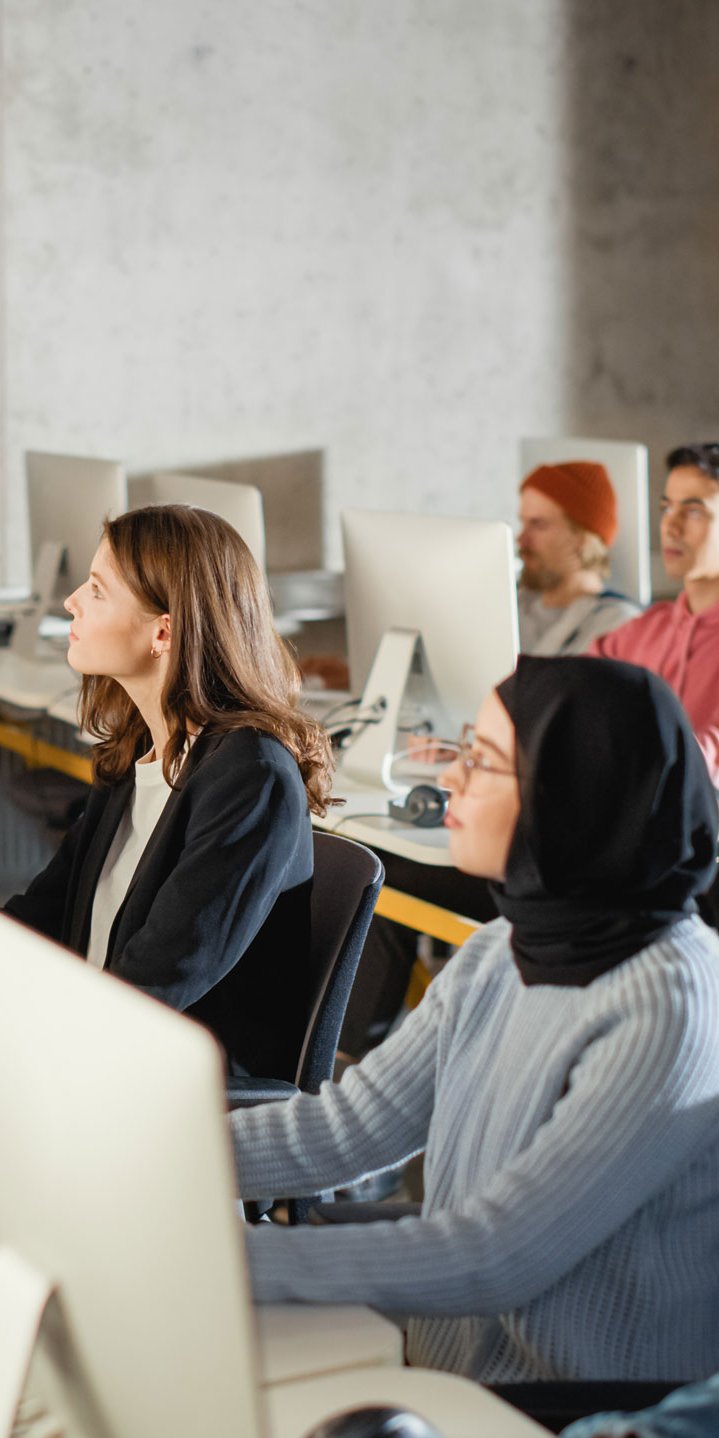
[518,460,640,653]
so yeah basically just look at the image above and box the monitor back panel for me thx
[0,914,264,1438]
[26,452,128,602]
[342,508,518,737]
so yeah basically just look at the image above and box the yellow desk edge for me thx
[0,720,93,786]
[374,885,479,948]
[375,888,480,1010]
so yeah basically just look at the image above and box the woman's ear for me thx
[151,614,172,656]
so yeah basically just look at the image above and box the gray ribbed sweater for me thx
[232,916,719,1383]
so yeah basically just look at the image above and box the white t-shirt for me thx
[86,753,173,969]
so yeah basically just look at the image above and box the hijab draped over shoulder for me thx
[489,654,718,987]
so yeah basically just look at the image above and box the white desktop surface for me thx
[46,692,87,732]
[302,689,454,864]
[256,1304,402,1387]
[0,648,78,711]
[265,1366,548,1438]
[314,765,453,866]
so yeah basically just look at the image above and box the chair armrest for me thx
[309,1201,422,1225]
[226,1077,299,1109]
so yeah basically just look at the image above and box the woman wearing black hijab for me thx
[491,655,717,985]
[231,657,719,1387]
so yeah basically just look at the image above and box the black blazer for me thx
[5,729,313,1080]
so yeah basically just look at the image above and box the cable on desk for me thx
[331,810,388,832]
[310,695,363,727]
[328,722,385,753]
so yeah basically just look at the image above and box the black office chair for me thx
[488,1380,686,1433]
[227,830,384,1222]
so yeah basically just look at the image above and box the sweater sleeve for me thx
[231,938,467,1198]
[243,946,719,1316]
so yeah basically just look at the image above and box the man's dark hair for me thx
[666,443,719,482]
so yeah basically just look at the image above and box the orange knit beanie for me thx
[521,461,618,546]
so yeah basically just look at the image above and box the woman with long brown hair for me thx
[5,504,334,1079]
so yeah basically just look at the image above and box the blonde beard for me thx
[519,563,564,594]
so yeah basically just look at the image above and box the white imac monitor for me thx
[519,436,651,605]
[0,917,543,1438]
[341,509,518,787]
[26,451,128,608]
[127,472,266,571]
[0,913,264,1438]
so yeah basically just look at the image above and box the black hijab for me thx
[489,655,718,987]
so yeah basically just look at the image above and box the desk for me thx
[314,768,482,946]
[0,647,78,714]
[0,717,92,785]
[266,1366,547,1438]
[0,653,87,896]
[256,1304,402,1386]
[375,887,478,948]
[0,641,90,784]
[311,761,452,865]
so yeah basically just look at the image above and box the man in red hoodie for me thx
[590,443,719,789]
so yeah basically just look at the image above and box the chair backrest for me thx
[296,831,384,1093]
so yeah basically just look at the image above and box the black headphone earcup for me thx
[388,784,448,828]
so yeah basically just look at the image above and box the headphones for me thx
[387,783,449,829]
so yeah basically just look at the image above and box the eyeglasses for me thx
[440,723,517,795]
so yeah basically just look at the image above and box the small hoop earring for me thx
[150,646,161,660]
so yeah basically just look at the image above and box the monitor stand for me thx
[341,628,451,790]
[0,1246,111,1438]
[10,542,64,659]
[0,1246,55,1438]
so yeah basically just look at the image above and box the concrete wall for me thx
[1,0,718,580]
[563,0,719,525]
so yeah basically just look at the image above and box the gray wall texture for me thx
[1,0,717,578]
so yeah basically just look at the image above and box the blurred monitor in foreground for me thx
[0,912,263,1438]
[0,916,540,1438]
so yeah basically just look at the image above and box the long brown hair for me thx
[79,504,335,815]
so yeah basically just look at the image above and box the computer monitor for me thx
[26,450,128,608]
[127,472,266,572]
[0,916,542,1438]
[0,913,263,1438]
[341,509,518,787]
[519,436,651,605]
